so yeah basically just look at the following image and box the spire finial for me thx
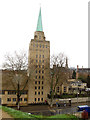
[36,7,43,31]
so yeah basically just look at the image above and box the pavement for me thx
[0,109,14,120]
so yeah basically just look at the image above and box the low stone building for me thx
[68,79,87,94]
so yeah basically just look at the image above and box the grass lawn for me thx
[0,105,79,120]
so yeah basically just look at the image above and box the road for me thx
[12,102,90,116]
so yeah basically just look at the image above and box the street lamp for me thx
[77,91,79,106]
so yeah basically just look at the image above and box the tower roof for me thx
[36,7,43,31]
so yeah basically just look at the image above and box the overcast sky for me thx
[0,0,89,69]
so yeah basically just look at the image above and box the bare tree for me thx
[3,51,28,70]
[49,53,69,107]
[2,50,29,110]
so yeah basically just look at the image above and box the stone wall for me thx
[47,97,90,105]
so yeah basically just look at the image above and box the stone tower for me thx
[28,8,50,104]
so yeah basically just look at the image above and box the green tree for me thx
[87,75,90,88]
[72,70,76,79]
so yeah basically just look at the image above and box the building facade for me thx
[28,8,50,104]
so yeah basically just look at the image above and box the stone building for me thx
[28,8,50,104]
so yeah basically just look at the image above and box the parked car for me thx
[77,105,90,115]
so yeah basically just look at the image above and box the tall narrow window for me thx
[24,98,27,101]
[38,86,40,89]
[7,98,11,102]
[35,98,36,102]
[41,98,43,101]
[13,98,16,102]
[35,91,37,95]
[39,76,40,79]
[39,70,41,73]
[42,70,44,73]
[39,55,41,58]
[35,81,37,84]
[35,86,37,89]
[42,65,44,68]
[36,55,38,58]
[43,55,44,58]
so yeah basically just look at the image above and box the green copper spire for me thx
[36,7,43,31]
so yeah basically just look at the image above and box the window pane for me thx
[39,55,41,58]
[42,70,44,73]
[35,86,37,89]
[41,98,43,101]
[7,98,11,101]
[42,76,44,79]
[35,98,36,101]
[38,98,40,101]
[35,91,37,95]
[42,65,44,68]
[13,98,16,101]
[24,98,27,101]
[35,81,37,84]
